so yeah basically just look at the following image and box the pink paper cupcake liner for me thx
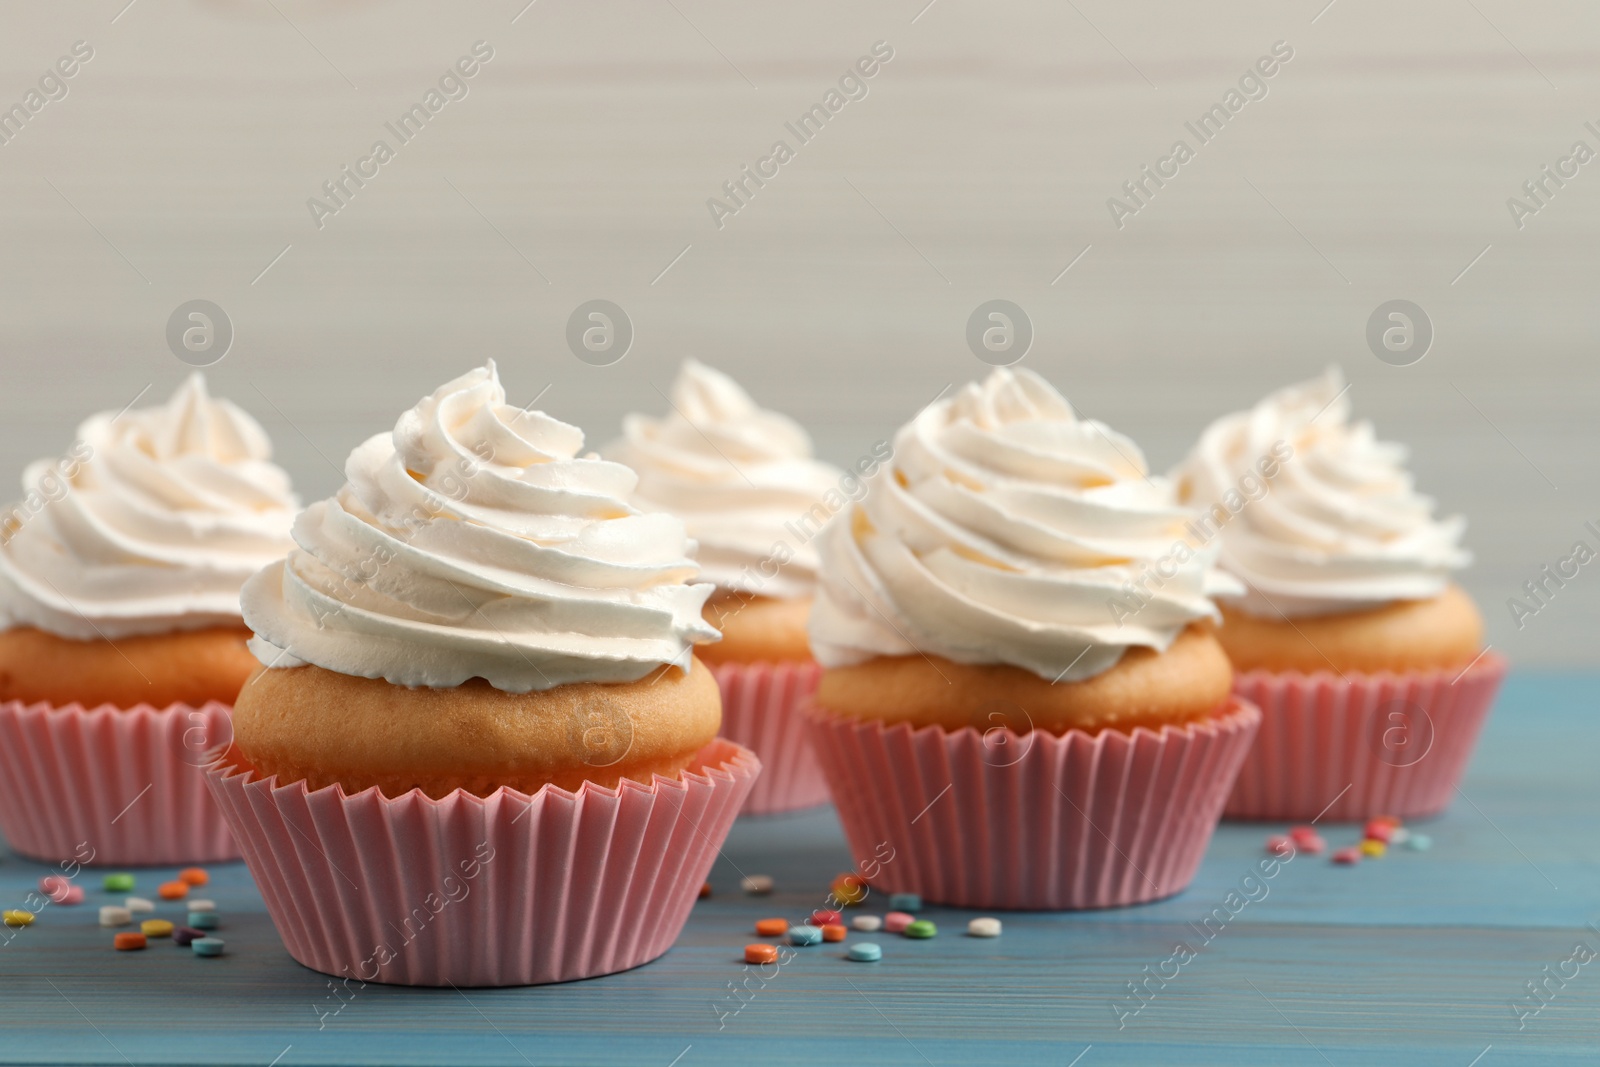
[0,701,238,866]
[711,660,828,815]
[203,738,759,987]
[806,698,1260,911]
[1224,652,1507,823]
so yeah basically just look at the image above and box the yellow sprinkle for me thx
[3,910,34,927]
[1359,839,1387,858]
[140,919,174,938]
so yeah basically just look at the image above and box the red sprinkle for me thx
[698,882,712,899]
[1331,847,1363,865]
[1296,834,1327,855]
[1288,826,1320,845]
[809,909,843,927]
[1364,820,1395,843]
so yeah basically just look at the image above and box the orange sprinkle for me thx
[755,918,788,937]
[698,882,712,899]
[822,924,847,942]
[158,881,189,901]
[178,868,209,887]
[114,932,147,951]
[830,873,868,906]
[744,943,779,965]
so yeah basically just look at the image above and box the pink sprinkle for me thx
[38,876,83,905]
[1331,847,1362,865]
[1364,820,1394,844]
[809,909,843,927]
[1265,835,1294,857]
[1296,834,1326,855]
[1288,826,1320,845]
[883,911,914,933]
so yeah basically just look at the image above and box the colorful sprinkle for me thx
[3,910,35,928]
[125,897,154,915]
[1364,820,1394,844]
[904,920,937,939]
[1390,827,1412,845]
[789,925,823,947]
[698,882,712,899]
[114,932,147,951]
[99,906,132,927]
[172,926,205,947]
[1332,847,1362,865]
[888,892,922,912]
[191,937,225,958]
[1360,839,1387,858]
[822,924,847,943]
[141,919,174,939]
[883,911,914,934]
[809,909,843,928]
[178,868,209,887]
[102,873,135,893]
[187,900,216,913]
[830,873,868,906]
[744,943,778,965]
[1406,833,1432,851]
[158,881,189,901]
[1266,835,1295,857]
[755,918,788,937]
[740,875,774,895]
[847,942,882,962]
[38,876,83,904]
[188,911,219,931]
[967,917,1002,938]
[1295,834,1326,855]
[1288,826,1320,846]
[851,915,883,932]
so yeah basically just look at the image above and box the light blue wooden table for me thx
[2,672,1595,1065]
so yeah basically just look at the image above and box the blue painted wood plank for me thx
[1,671,1597,1065]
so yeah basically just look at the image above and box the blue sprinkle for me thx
[789,925,823,946]
[1406,833,1432,851]
[192,937,225,957]
[847,942,882,962]
[888,893,922,912]
[188,911,219,930]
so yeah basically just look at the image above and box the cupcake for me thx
[0,374,297,865]
[1173,368,1504,822]
[606,360,850,814]
[208,363,756,986]
[805,368,1259,910]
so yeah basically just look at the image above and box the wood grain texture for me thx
[0,671,1595,1064]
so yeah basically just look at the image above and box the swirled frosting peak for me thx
[603,360,842,599]
[808,368,1236,682]
[0,374,298,639]
[1173,367,1470,617]
[242,362,719,692]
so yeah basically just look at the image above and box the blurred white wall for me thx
[1,0,1596,662]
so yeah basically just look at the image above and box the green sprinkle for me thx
[904,920,937,939]
[103,873,135,892]
[1406,833,1432,851]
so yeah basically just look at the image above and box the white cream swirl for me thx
[0,374,298,640]
[243,362,719,692]
[603,360,843,600]
[1173,367,1470,617]
[809,368,1236,682]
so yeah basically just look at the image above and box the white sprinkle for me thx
[187,899,216,912]
[851,914,883,932]
[967,917,1002,938]
[740,875,774,895]
[1389,827,1411,845]
[99,905,132,927]
[125,897,155,914]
